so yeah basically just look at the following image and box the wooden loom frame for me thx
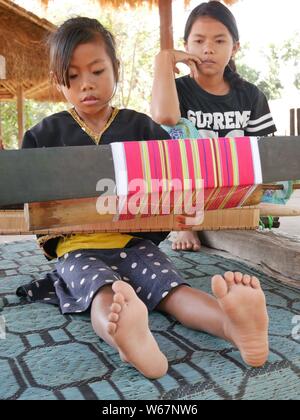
[1,184,300,235]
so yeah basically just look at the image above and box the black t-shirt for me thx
[176,76,277,138]
[22,109,171,253]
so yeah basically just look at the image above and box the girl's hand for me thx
[159,50,202,79]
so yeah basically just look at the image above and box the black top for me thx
[22,109,171,258]
[23,109,169,147]
[176,76,277,138]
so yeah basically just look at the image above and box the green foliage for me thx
[98,7,160,112]
[295,73,300,90]
[236,35,300,100]
[0,101,65,149]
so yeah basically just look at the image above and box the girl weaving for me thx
[151,1,277,252]
[19,17,269,379]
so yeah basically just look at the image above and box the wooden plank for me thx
[16,84,24,148]
[0,206,259,235]
[290,108,295,135]
[200,230,300,288]
[25,198,260,232]
[258,203,300,217]
[0,210,27,233]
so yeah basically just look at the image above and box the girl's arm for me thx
[151,50,201,126]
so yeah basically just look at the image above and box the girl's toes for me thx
[224,271,235,286]
[113,292,125,306]
[212,275,228,299]
[242,275,251,286]
[110,303,122,314]
[108,312,119,323]
[234,272,243,284]
[107,322,117,335]
[251,276,261,289]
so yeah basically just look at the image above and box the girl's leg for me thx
[91,281,168,379]
[157,272,269,367]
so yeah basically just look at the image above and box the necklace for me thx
[68,107,119,145]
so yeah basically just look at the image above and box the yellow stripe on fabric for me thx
[163,141,172,190]
[142,142,153,216]
[178,139,189,181]
[156,140,167,214]
[213,137,223,187]
[191,140,202,181]
[140,142,152,193]
[209,138,218,187]
[158,140,168,192]
[229,138,239,186]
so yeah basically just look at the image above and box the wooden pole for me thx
[0,104,3,150]
[158,0,174,50]
[0,55,6,80]
[16,84,24,149]
[290,108,295,136]
[0,55,5,150]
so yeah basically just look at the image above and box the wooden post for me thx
[0,55,6,80]
[16,84,24,149]
[0,55,5,150]
[0,104,3,150]
[290,108,295,135]
[158,0,174,50]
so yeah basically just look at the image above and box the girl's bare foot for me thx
[172,231,201,252]
[107,281,168,379]
[212,272,269,367]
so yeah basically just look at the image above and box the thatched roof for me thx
[0,0,239,102]
[39,0,238,8]
[0,0,62,102]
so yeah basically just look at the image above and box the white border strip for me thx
[111,142,128,196]
[250,136,263,185]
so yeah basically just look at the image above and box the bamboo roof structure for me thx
[39,0,239,7]
[0,0,61,102]
[37,0,239,51]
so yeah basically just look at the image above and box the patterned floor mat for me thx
[0,240,299,400]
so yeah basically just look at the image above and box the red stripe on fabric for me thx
[225,139,234,186]
[185,139,195,190]
[167,140,184,187]
[219,138,231,187]
[123,141,143,183]
[235,137,255,185]
[198,139,215,189]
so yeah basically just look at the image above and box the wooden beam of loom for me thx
[22,181,299,232]
[1,137,300,207]
[0,207,260,235]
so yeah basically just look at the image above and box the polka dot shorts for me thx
[53,240,189,313]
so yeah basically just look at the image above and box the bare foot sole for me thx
[212,272,269,367]
[172,231,201,252]
[107,280,168,379]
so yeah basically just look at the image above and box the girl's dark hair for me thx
[184,1,244,89]
[48,17,119,88]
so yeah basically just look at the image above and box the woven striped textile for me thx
[111,137,262,220]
